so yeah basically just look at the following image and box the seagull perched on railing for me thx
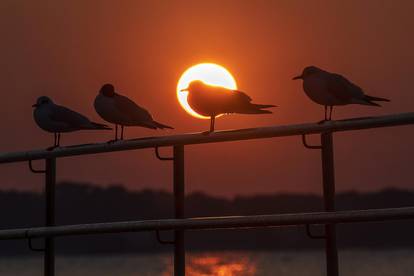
[180,80,276,133]
[293,66,390,121]
[33,96,111,150]
[94,83,173,141]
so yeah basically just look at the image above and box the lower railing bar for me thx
[1,207,413,240]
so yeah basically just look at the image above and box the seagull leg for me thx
[210,116,215,132]
[329,106,333,120]
[47,133,58,151]
[121,126,124,140]
[318,106,328,124]
[108,124,118,144]
[202,116,215,135]
[57,133,61,147]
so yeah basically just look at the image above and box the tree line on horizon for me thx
[1,181,413,255]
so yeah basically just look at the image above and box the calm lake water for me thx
[0,250,413,275]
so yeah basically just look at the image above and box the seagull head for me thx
[180,80,206,93]
[100,83,115,97]
[293,66,323,80]
[32,96,53,108]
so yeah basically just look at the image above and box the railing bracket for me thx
[26,231,45,252]
[305,224,326,239]
[28,160,46,174]
[155,230,175,245]
[302,134,322,149]
[155,147,174,161]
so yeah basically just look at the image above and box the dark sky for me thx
[1,0,414,197]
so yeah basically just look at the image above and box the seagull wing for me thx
[113,93,154,124]
[49,104,92,128]
[202,85,261,113]
[327,73,364,101]
[207,86,252,104]
[233,89,253,103]
[218,88,254,111]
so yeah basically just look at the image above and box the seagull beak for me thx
[180,88,188,92]
[292,75,303,80]
[32,104,38,107]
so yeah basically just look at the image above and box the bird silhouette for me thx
[94,83,173,141]
[293,66,390,121]
[181,80,276,132]
[33,96,110,150]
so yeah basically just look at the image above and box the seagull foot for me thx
[202,130,213,135]
[318,119,329,124]
[107,139,119,144]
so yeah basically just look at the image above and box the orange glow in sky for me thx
[176,63,237,119]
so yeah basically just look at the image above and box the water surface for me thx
[0,250,412,275]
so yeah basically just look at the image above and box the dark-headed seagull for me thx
[94,83,173,141]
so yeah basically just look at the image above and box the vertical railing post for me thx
[173,145,185,276]
[320,132,339,276]
[45,158,56,276]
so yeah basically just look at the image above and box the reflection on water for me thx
[163,253,256,276]
[1,250,414,276]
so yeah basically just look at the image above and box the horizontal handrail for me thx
[0,207,413,240]
[0,112,413,164]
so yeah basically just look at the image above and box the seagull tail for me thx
[240,103,276,114]
[362,95,391,107]
[253,104,277,109]
[152,121,174,130]
[365,95,390,102]
[90,122,112,130]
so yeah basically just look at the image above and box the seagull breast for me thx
[33,106,69,133]
[303,72,354,106]
[94,94,132,125]
[187,86,243,116]
[188,90,221,116]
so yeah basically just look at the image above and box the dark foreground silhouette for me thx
[1,182,413,255]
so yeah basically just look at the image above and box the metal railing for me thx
[1,207,414,239]
[1,112,414,276]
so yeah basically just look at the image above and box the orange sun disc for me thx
[176,63,237,119]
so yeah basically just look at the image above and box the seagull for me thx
[94,83,173,141]
[180,80,276,132]
[33,96,111,149]
[293,66,390,121]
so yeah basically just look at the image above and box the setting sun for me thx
[177,63,237,119]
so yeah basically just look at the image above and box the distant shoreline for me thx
[1,182,414,255]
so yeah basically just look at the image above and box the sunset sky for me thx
[1,0,414,197]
